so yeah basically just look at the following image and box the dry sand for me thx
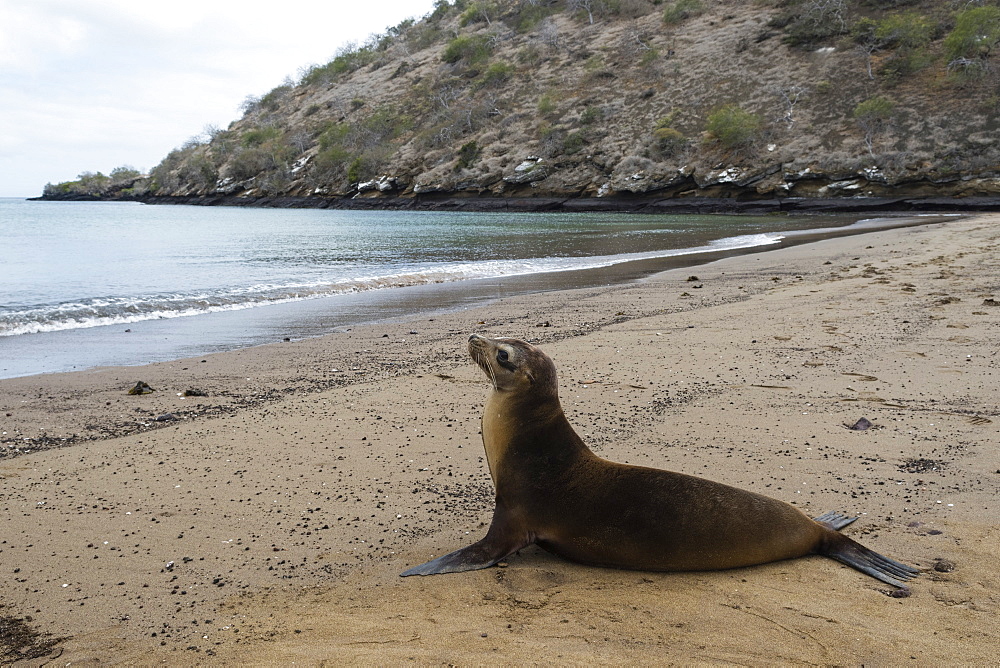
[1,215,998,665]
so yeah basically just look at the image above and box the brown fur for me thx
[401,335,917,587]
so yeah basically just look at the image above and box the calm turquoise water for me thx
[0,198,894,377]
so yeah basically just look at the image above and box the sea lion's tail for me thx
[813,511,920,588]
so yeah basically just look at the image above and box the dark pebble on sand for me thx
[155,414,177,422]
[888,587,911,598]
[848,417,873,431]
[933,560,956,573]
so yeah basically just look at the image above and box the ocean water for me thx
[0,198,922,378]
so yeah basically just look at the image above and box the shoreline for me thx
[0,211,961,381]
[1,215,997,663]
[28,192,1000,214]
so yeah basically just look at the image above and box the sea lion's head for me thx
[468,334,557,396]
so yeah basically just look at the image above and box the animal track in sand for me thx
[842,373,878,382]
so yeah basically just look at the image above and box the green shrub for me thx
[457,140,481,169]
[653,127,687,155]
[76,171,111,194]
[317,123,350,151]
[109,165,141,183]
[563,131,586,155]
[442,34,491,65]
[429,0,453,22]
[407,22,443,51]
[258,84,292,112]
[853,96,894,123]
[507,1,556,32]
[538,93,556,116]
[300,45,377,86]
[347,156,364,183]
[705,105,760,149]
[580,106,602,125]
[478,60,515,87]
[313,145,353,176]
[179,153,218,188]
[655,111,678,128]
[944,6,1000,62]
[779,0,849,48]
[873,12,934,51]
[662,0,703,25]
[460,1,497,26]
[853,96,894,154]
[639,47,660,68]
[583,53,605,73]
[241,126,282,148]
[227,148,275,181]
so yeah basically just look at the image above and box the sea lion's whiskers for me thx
[482,354,499,391]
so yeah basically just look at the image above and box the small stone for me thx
[847,417,873,431]
[933,559,955,573]
[888,587,911,598]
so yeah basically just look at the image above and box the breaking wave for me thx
[1,232,782,337]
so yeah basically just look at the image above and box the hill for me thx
[39,0,1000,208]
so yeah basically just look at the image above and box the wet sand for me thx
[1,215,998,664]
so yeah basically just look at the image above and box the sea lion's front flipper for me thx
[401,505,531,576]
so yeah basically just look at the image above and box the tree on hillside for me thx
[945,5,1000,77]
[853,96,895,157]
[568,0,601,25]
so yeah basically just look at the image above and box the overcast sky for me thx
[0,0,438,197]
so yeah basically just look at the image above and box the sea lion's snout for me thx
[468,333,490,356]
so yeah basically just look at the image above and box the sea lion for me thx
[401,335,918,587]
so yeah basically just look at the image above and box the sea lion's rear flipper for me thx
[813,511,858,530]
[400,505,532,576]
[821,530,920,588]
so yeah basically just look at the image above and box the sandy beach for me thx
[2,214,998,665]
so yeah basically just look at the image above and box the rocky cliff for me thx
[40,0,1000,207]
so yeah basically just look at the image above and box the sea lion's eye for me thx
[497,350,509,363]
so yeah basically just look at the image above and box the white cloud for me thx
[0,0,438,196]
